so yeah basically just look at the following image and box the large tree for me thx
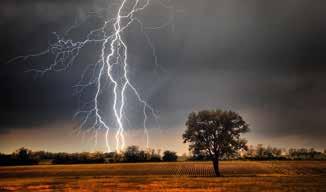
[183,110,249,176]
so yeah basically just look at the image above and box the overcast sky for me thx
[1,0,326,153]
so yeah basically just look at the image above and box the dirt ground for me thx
[0,161,325,191]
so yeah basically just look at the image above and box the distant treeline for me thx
[0,146,177,166]
[190,144,326,161]
[1,144,326,166]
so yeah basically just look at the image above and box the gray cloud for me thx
[1,0,326,147]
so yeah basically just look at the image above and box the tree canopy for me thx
[183,109,249,176]
[162,150,178,162]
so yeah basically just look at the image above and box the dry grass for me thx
[0,161,325,191]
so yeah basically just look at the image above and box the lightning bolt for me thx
[7,0,179,152]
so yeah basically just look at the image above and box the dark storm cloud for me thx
[0,0,104,132]
[1,0,326,146]
[148,0,326,140]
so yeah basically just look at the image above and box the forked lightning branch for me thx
[8,0,176,152]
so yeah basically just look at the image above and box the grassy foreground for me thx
[0,161,325,191]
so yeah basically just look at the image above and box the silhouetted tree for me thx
[183,110,249,176]
[256,144,264,159]
[162,150,178,162]
[124,146,141,162]
[15,147,32,161]
[10,147,38,165]
[146,148,161,162]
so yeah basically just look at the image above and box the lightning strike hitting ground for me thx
[7,0,178,152]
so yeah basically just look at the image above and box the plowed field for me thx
[0,161,325,191]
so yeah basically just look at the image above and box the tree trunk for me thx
[212,158,220,177]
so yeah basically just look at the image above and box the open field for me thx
[0,161,325,191]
